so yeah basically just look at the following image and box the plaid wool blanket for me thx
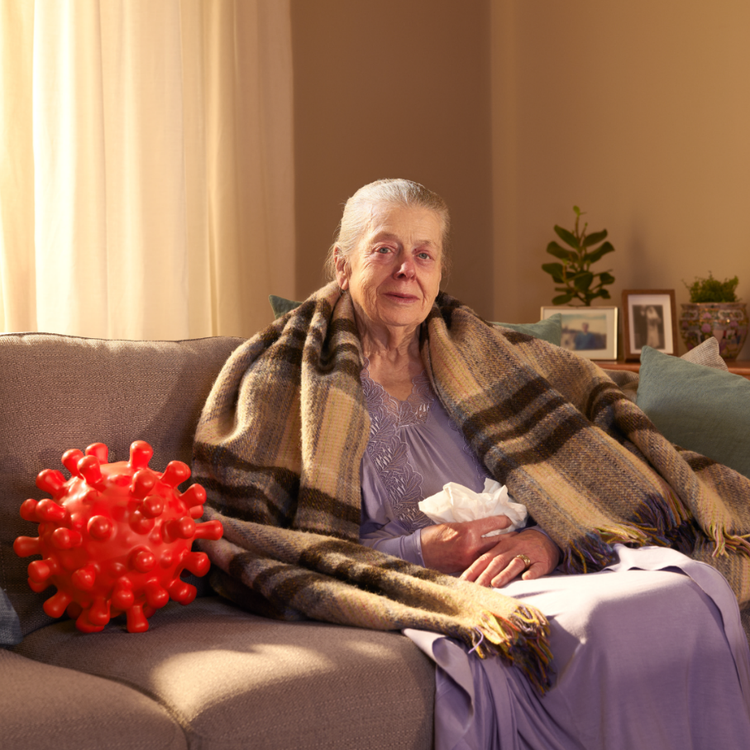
[193,282,750,691]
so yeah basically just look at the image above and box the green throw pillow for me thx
[270,295,563,347]
[493,314,562,346]
[636,345,750,479]
[269,295,302,319]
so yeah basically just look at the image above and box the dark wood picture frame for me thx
[622,289,678,361]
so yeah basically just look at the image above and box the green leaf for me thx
[586,241,615,263]
[553,292,574,305]
[583,229,608,247]
[546,241,577,262]
[553,226,580,249]
[598,289,612,299]
[541,262,565,282]
[542,208,615,309]
[572,271,594,291]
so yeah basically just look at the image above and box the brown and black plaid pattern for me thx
[193,282,750,692]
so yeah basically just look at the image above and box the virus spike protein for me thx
[13,440,223,633]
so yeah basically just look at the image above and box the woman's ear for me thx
[333,247,350,290]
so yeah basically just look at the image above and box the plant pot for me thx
[679,302,749,360]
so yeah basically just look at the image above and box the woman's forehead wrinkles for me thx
[368,229,439,247]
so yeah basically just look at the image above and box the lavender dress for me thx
[358,364,750,750]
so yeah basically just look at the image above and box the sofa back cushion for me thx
[0,332,243,636]
[636,344,750,479]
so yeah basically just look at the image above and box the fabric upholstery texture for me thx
[269,294,302,318]
[493,313,562,346]
[681,336,729,370]
[636,345,750,479]
[0,587,22,646]
[604,337,728,405]
[1,331,436,750]
[1,649,187,750]
[14,597,434,750]
[0,332,243,636]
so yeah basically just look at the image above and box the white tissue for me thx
[418,479,527,537]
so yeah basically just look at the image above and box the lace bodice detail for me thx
[361,365,434,427]
[361,363,435,531]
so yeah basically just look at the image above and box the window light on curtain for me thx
[0,0,295,340]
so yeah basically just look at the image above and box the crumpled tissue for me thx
[418,478,527,537]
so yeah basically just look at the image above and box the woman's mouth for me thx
[384,291,419,303]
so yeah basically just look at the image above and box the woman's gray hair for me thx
[324,178,451,282]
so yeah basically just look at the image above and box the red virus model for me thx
[13,440,223,633]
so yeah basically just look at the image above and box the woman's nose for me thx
[394,257,416,278]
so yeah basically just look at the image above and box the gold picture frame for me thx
[540,306,618,360]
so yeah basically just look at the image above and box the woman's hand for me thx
[459,529,561,588]
[420,516,513,574]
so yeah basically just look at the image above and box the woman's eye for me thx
[417,252,432,260]
[375,246,390,254]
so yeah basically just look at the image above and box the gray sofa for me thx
[0,333,434,750]
[4,329,749,749]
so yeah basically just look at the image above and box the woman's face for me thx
[335,203,443,339]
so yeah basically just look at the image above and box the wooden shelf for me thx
[596,359,750,380]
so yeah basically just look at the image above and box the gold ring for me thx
[514,554,532,569]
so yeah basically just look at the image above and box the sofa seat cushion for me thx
[1,649,186,750]
[14,596,435,750]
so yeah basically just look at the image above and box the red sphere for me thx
[13,441,223,633]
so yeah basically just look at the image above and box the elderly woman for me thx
[194,179,750,749]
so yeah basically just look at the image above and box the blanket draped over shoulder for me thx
[193,282,750,693]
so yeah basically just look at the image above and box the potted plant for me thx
[541,206,615,306]
[680,273,748,359]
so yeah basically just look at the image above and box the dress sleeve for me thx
[359,515,426,566]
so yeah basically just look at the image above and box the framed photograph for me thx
[621,290,677,360]
[540,306,618,360]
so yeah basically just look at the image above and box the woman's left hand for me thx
[459,528,561,588]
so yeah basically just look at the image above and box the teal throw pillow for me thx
[1,587,22,647]
[493,313,562,346]
[269,295,302,319]
[636,345,750,479]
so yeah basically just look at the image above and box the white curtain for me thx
[0,0,295,340]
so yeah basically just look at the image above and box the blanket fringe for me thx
[470,607,553,693]
[561,487,700,574]
[708,525,750,558]
[562,524,648,575]
[563,501,750,577]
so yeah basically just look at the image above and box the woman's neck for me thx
[357,321,424,401]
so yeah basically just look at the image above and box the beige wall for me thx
[492,0,750,357]
[291,0,495,318]
[290,0,749,358]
